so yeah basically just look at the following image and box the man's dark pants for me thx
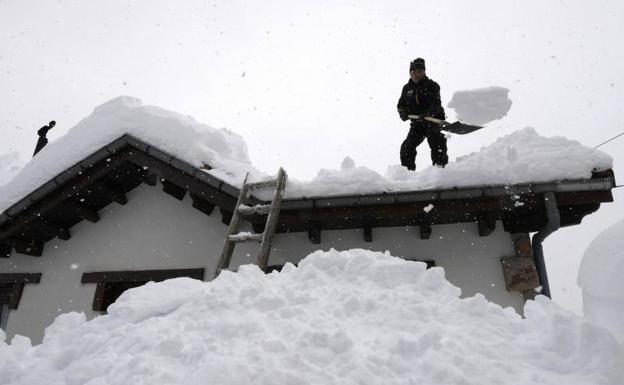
[400,121,448,170]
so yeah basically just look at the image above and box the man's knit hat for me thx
[410,58,426,72]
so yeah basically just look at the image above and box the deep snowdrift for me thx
[1,249,621,385]
[0,151,23,187]
[447,86,513,125]
[0,96,612,213]
[578,218,624,343]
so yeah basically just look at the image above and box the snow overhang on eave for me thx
[0,135,616,257]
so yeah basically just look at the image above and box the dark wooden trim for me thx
[8,283,24,309]
[275,198,503,234]
[0,273,42,284]
[66,201,100,223]
[252,221,266,234]
[10,238,43,257]
[478,217,496,237]
[81,268,204,284]
[556,190,613,206]
[420,223,432,239]
[96,180,128,205]
[162,180,187,201]
[123,149,236,211]
[0,273,41,309]
[190,194,215,215]
[307,224,321,244]
[84,268,205,312]
[0,283,25,309]
[39,220,71,241]
[220,208,233,225]
[56,227,72,241]
[92,282,107,312]
[100,169,137,190]
[265,262,300,273]
[591,169,615,179]
[363,225,373,242]
[0,151,131,239]
[137,170,158,186]
[0,242,11,258]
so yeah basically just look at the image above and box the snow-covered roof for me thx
[1,249,621,384]
[0,96,614,215]
[0,96,259,214]
[0,97,617,259]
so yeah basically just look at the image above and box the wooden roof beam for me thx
[38,219,72,241]
[7,238,43,257]
[307,224,321,244]
[0,242,11,258]
[478,217,497,237]
[65,201,100,223]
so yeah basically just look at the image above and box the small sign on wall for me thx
[500,256,540,292]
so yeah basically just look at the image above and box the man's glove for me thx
[398,109,408,121]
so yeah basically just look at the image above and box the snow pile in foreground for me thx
[447,86,513,125]
[578,218,624,343]
[0,97,613,212]
[1,249,621,385]
[287,127,612,197]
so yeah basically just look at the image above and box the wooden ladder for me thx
[214,168,287,278]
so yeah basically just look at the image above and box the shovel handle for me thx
[424,116,444,125]
[408,115,446,125]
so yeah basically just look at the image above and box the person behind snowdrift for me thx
[397,58,448,170]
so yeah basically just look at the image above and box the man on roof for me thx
[397,58,448,170]
[32,120,56,157]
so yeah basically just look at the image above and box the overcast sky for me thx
[1,0,623,313]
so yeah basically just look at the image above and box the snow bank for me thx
[286,127,612,197]
[1,249,621,385]
[447,86,513,125]
[0,151,24,186]
[578,218,624,342]
[0,97,613,213]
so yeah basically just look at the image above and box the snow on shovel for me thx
[407,115,483,135]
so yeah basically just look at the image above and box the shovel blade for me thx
[443,121,483,135]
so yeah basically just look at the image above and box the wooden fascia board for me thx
[0,273,42,284]
[81,268,204,283]
[0,150,131,239]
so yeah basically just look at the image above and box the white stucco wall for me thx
[0,183,523,343]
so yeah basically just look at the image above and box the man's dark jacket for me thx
[397,76,445,121]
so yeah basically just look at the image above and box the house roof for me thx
[0,135,616,257]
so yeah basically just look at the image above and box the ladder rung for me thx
[237,204,271,216]
[228,232,263,243]
[247,179,278,189]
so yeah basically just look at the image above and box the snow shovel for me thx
[407,115,483,135]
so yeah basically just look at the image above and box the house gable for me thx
[0,135,241,257]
